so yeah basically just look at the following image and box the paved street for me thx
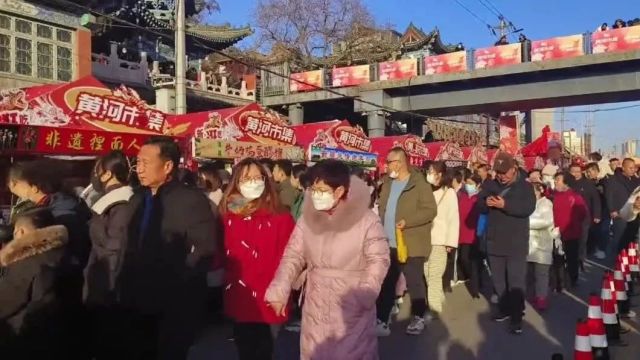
[190,258,640,360]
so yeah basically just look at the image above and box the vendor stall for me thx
[424,141,468,168]
[370,135,429,171]
[292,120,377,168]
[166,103,305,166]
[462,145,489,166]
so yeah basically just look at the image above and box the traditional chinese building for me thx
[0,0,92,89]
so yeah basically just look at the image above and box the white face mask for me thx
[542,175,555,190]
[426,174,438,186]
[389,171,399,179]
[239,180,265,200]
[311,191,335,211]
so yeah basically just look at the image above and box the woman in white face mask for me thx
[219,158,296,360]
[266,159,389,360]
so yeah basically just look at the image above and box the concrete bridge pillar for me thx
[288,103,304,125]
[367,111,386,138]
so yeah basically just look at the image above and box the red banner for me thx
[166,103,297,146]
[474,43,522,69]
[14,125,150,156]
[424,51,467,75]
[499,115,519,155]
[289,70,323,92]
[332,65,370,87]
[370,135,428,170]
[0,76,168,135]
[531,34,584,62]
[378,59,418,81]
[462,145,489,164]
[592,26,640,54]
[292,120,372,152]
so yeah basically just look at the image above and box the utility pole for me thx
[175,0,186,114]
[559,107,566,149]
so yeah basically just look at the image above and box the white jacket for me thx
[620,186,640,222]
[527,197,557,265]
[430,187,460,248]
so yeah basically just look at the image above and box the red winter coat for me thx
[552,189,589,241]
[458,191,480,245]
[223,208,295,324]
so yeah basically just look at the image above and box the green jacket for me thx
[278,180,300,210]
[378,169,438,258]
[291,192,304,220]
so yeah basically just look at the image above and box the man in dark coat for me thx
[477,152,536,335]
[118,137,218,360]
[606,158,640,255]
[569,163,601,263]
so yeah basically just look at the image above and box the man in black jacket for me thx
[477,152,536,335]
[569,163,601,262]
[586,162,609,260]
[605,158,640,256]
[118,137,218,360]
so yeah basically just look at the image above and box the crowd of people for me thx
[2,136,640,359]
[597,17,640,31]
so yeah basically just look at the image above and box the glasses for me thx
[239,175,265,184]
[385,159,400,165]
[310,187,333,196]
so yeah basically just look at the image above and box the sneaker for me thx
[405,316,426,335]
[376,319,391,337]
[594,250,606,260]
[621,310,637,319]
[492,313,510,322]
[490,294,499,304]
[391,304,400,316]
[285,320,301,332]
[509,322,523,335]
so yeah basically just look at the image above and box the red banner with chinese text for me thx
[289,70,323,92]
[499,115,519,156]
[0,76,169,135]
[378,59,418,81]
[462,145,489,165]
[424,51,467,75]
[166,103,297,147]
[474,43,522,69]
[370,135,428,171]
[331,65,371,87]
[13,125,150,156]
[292,120,372,153]
[592,26,640,54]
[531,34,584,62]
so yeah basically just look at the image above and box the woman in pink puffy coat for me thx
[266,159,390,360]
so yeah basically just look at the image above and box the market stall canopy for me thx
[370,135,429,170]
[166,103,297,146]
[0,76,174,156]
[424,141,467,167]
[0,75,170,135]
[292,120,372,153]
[462,145,489,165]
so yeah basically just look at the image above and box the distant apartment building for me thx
[621,139,640,157]
[563,129,583,155]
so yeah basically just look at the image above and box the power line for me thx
[532,104,640,114]
[476,0,501,17]
[451,0,492,28]
[57,0,490,126]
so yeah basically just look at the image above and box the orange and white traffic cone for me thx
[587,294,609,360]
[614,262,632,318]
[574,319,593,360]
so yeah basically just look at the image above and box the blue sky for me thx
[212,0,640,154]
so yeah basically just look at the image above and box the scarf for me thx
[226,193,258,217]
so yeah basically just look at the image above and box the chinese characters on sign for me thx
[332,65,371,87]
[424,51,467,75]
[35,127,147,156]
[194,138,304,162]
[335,128,372,152]
[474,43,522,70]
[239,111,297,146]
[531,35,584,62]
[289,70,323,92]
[592,26,640,54]
[309,145,377,167]
[378,59,418,81]
[74,92,166,133]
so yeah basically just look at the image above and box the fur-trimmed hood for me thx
[302,176,372,233]
[91,186,134,215]
[0,225,68,267]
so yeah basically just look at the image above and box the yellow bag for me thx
[396,228,408,264]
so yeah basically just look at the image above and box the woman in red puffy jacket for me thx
[220,158,295,360]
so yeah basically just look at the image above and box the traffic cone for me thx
[613,263,631,316]
[574,319,593,360]
[628,243,640,282]
[601,297,620,342]
[620,251,635,295]
[586,294,609,360]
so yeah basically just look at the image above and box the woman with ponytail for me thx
[83,150,134,359]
